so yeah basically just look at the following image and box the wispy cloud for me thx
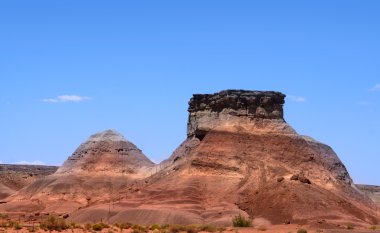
[369,84,380,92]
[14,160,46,165]
[287,95,306,103]
[43,95,92,103]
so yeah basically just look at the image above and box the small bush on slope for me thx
[297,228,307,233]
[92,222,109,231]
[40,215,69,231]
[232,214,252,227]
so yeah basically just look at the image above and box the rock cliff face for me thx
[187,90,294,139]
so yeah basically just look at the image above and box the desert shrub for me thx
[0,214,8,227]
[14,222,22,230]
[152,229,161,233]
[161,224,170,229]
[40,216,69,231]
[85,223,92,230]
[168,225,181,233]
[216,227,226,232]
[257,225,267,231]
[132,229,147,233]
[232,214,252,227]
[92,222,109,231]
[26,226,38,232]
[6,221,17,228]
[169,224,204,233]
[115,222,132,229]
[149,224,161,230]
[69,221,82,229]
[184,225,200,233]
[186,227,198,233]
[369,225,378,230]
[198,225,216,232]
[131,224,148,233]
[134,224,147,230]
[347,224,354,230]
[297,229,307,233]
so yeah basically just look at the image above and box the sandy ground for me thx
[1,224,380,233]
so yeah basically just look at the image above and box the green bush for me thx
[232,214,252,227]
[92,222,109,231]
[150,224,161,230]
[115,222,132,229]
[14,222,22,230]
[131,224,148,233]
[297,229,307,233]
[40,216,69,231]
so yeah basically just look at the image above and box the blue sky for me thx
[0,1,379,185]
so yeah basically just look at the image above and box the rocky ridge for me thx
[0,164,57,199]
[357,185,380,206]
[1,89,379,227]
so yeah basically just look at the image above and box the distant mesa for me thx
[0,164,58,199]
[0,89,379,227]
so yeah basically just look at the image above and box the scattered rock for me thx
[277,177,284,182]
[299,176,311,184]
[290,174,299,180]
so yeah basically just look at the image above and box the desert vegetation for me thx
[297,228,307,233]
[0,218,232,233]
[232,214,252,227]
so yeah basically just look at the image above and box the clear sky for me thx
[0,1,379,185]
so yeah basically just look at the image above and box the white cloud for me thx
[43,95,91,103]
[287,95,306,103]
[14,160,46,165]
[369,84,380,92]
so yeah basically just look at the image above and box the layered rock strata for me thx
[187,90,294,139]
